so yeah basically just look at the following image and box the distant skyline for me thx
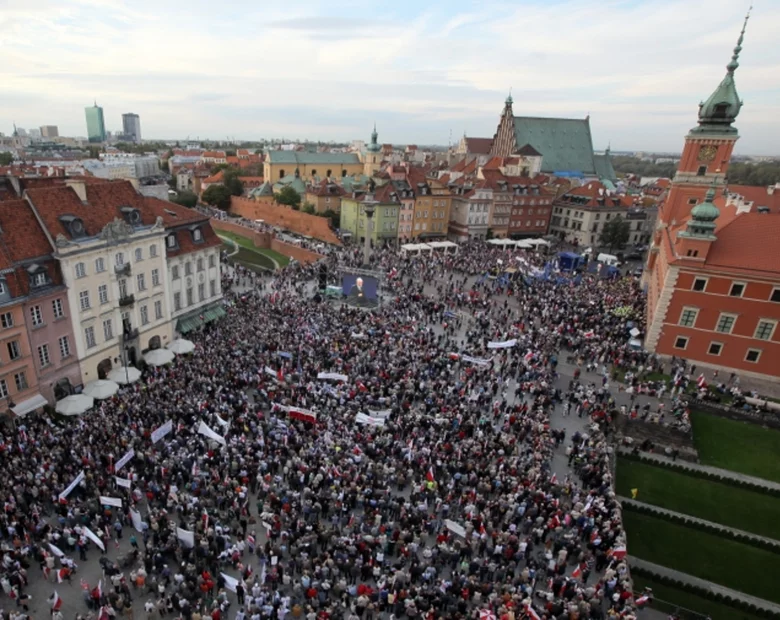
[2,0,778,154]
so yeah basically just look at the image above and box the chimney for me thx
[767,184,777,195]
[65,179,88,202]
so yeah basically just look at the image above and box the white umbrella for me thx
[144,348,175,367]
[108,366,142,385]
[55,394,95,416]
[167,339,195,355]
[82,379,120,400]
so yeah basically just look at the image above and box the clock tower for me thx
[660,10,749,227]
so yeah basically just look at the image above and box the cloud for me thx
[1,0,778,153]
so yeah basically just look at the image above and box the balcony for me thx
[122,327,139,342]
[118,294,135,307]
[115,263,131,276]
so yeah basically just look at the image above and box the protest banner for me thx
[317,372,349,382]
[487,339,517,349]
[197,421,226,446]
[176,527,195,548]
[114,476,131,488]
[355,413,386,427]
[58,471,85,501]
[114,448,134,472]
[83,526,105,551]
[99,496,122,508]
[445,519,467,538]
[151,420,172,444]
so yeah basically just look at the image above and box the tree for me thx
[599,215,630,251]
[171,190,198,208]
[0,152,13,166]
[223,170,245,197]
[202,185,233,210]
[275,186,302,209]
[322,209,340,229]
[302,202,316,215]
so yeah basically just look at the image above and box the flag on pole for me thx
[610,545,627,560]
[524,603,541,620]
[635,594,650,605]
[57,568,69,583]
[49,590,63,611]
[571,564,582,579]
[426,466,435,483]
[697,373,707,389]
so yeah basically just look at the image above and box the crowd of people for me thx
[0,241,661,620]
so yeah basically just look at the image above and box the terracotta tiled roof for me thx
[0,199,53,261]
[726,184,780,212]
[203,170,225,184]
[306,180,346,197]
[557,181,624,207]
[481,157,505,171]
[464,137,493,155]
[699,211,780,274]
[142,197,221,257]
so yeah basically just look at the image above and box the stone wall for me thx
[210,219,324,265]
[229,197,341,246]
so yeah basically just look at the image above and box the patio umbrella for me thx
[108,366,142,385]
[82,379,120,400]
[144,348,175,367]
[167,338,195,355]
[55,394,95,416]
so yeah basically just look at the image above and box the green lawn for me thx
[631,574,767,620]
[217,231,290,267]
[691,410,780,484]
[229,247,276,272]
[623,510,780,604]
[616,458,780,540]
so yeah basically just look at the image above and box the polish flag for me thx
[583,330,595,339]
[524,604,541,620]
[57,568,69,583]
[80,578,90,591]
[697,374,707,389]
[635,595,650,605]
[479,610,496,620]
[277,367,285,383]
[246,534,255,547]
[610,545,627,560]
[49,591,63,611]
[550,473,557,485]
[571,564,582,579]
[426,467,435,483]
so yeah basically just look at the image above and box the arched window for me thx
[279,169,285,179]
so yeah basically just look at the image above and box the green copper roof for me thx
[593,153,617,182]
[694,10,750,134]
[267,151,361,165]
[513,116,597,175]
[273,175,306,194]
[367,123,380,153]
[249,181,274,197]
[681,184,720,239]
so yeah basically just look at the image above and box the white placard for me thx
[317,372,348,382]
[367,409,391,418]
[445,519,467,538]
[221,573,239,593]
[197,421,226,446]
[487,339,517,349]
[99,496,122,508]
[461,355,493,366]
[58,471,85,501]
[115,476,132,488]
[355,413,386,427]
[48,543,65,557]
[151,420,173,444]
[130,508,144,533]
[83,526,105,551]
[114,449,135,472]
[176,527,195,548]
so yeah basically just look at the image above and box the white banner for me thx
[461,355,493,366]
[215,414,229,428]
[83,526,105,551]
[317,372,348,382]
[280,406,317,423]
[368,409,391,418]
[221,573,239,593]
[99,496,122,508]
[48,543,65,557]
[58,471,85,501]
[264,366,277,378]
[176,527,195,548]
[487,339,517,349]
[151,420,173,444]
[114,448,135,472]
[197,421,226,446]
[115,476,132,488]
[355,413,386,427]
[130,508,144,533]
[445,519,467,538]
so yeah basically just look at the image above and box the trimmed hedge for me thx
[621,500,780,553]
[618,450,780,499]
[630,564,780,619]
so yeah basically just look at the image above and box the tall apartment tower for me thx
[122,113,142,143]
[85,101,106,143]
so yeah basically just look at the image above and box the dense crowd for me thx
[0,241,657,620]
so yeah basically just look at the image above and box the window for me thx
[136,273,146,291]
[150,244,158,258]
[140,305,149,325]
[209,255,216,268]
[678,307,698,327]
[1,312,13,328]
[715,313,736,334]
[59,336,70,359]
[745,349,761,363]
[38,344,50,367]
[193,228,203,242]
[32,272,47,287]
[673,336,688,350]
[697,165,707,176]
[754,320,776,341]
[97,284,108,305]
[197,258,204,272]
[729,282,745,297]
[154,300,163,320]
[52,299,64,319]
[103,318,114,341]
[688,198,698,205]
[79,290,91,311]
[210,280,217,298]
[75,262,87,278]
[184,262,192,276]
[118,279,128,299]
[708,341,723,356]
[14,372,27,392]
[0,380,7,399]
[167,234,177,249]
[85,326,96,348]
[692,278,707,292]
[172,265,180,280]
[174,292,181,311]
[7,341,21,360]
[30,305,43,327]
[95,257,105,273]
[115,252,125,267]
[186,288,194,306]
[135,248,143,262]
[198,283,205,301]
[152,269,160,287]
[771,288,780,303]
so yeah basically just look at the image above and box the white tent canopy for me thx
[426,241,458,252]
[525,238,551,247]
[82,379,120,400]
[400,243,433,254]
[486,239,516,247]
[144,348,175,367]
[108,366,142,385]
[55,394,94,416]
[167,339,195,355]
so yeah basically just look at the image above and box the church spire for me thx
[695,8,751,133]
[505,89,513,107]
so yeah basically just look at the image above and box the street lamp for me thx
[362,199,377,268]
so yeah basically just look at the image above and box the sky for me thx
[1,0,778,154]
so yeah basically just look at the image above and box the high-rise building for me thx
[122,113,142,143]
[85,102,106,143]
[40,125,59,138]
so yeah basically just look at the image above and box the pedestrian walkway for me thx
[616,447,780,492]
[628,558,780,615]
[618,497,780,547]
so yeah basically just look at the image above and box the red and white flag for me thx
[571,564,582,579]
[57,568,69,583]
[479,610,496,620]
[583,330,595,339]
[697,374,707,389]
[426,466,435,483]
[49,590,63,611]
[246,534,255,547]
[550,473,557,485]
[524,603,541,620]
[635,594,650,606]
[610,545,627,560]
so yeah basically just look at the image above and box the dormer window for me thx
[28,264,49,288]
[0,280,6,296]
[191,227,203,243]
[120,206,142,226]
[166,234,178,249]
[59,215,87,239]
